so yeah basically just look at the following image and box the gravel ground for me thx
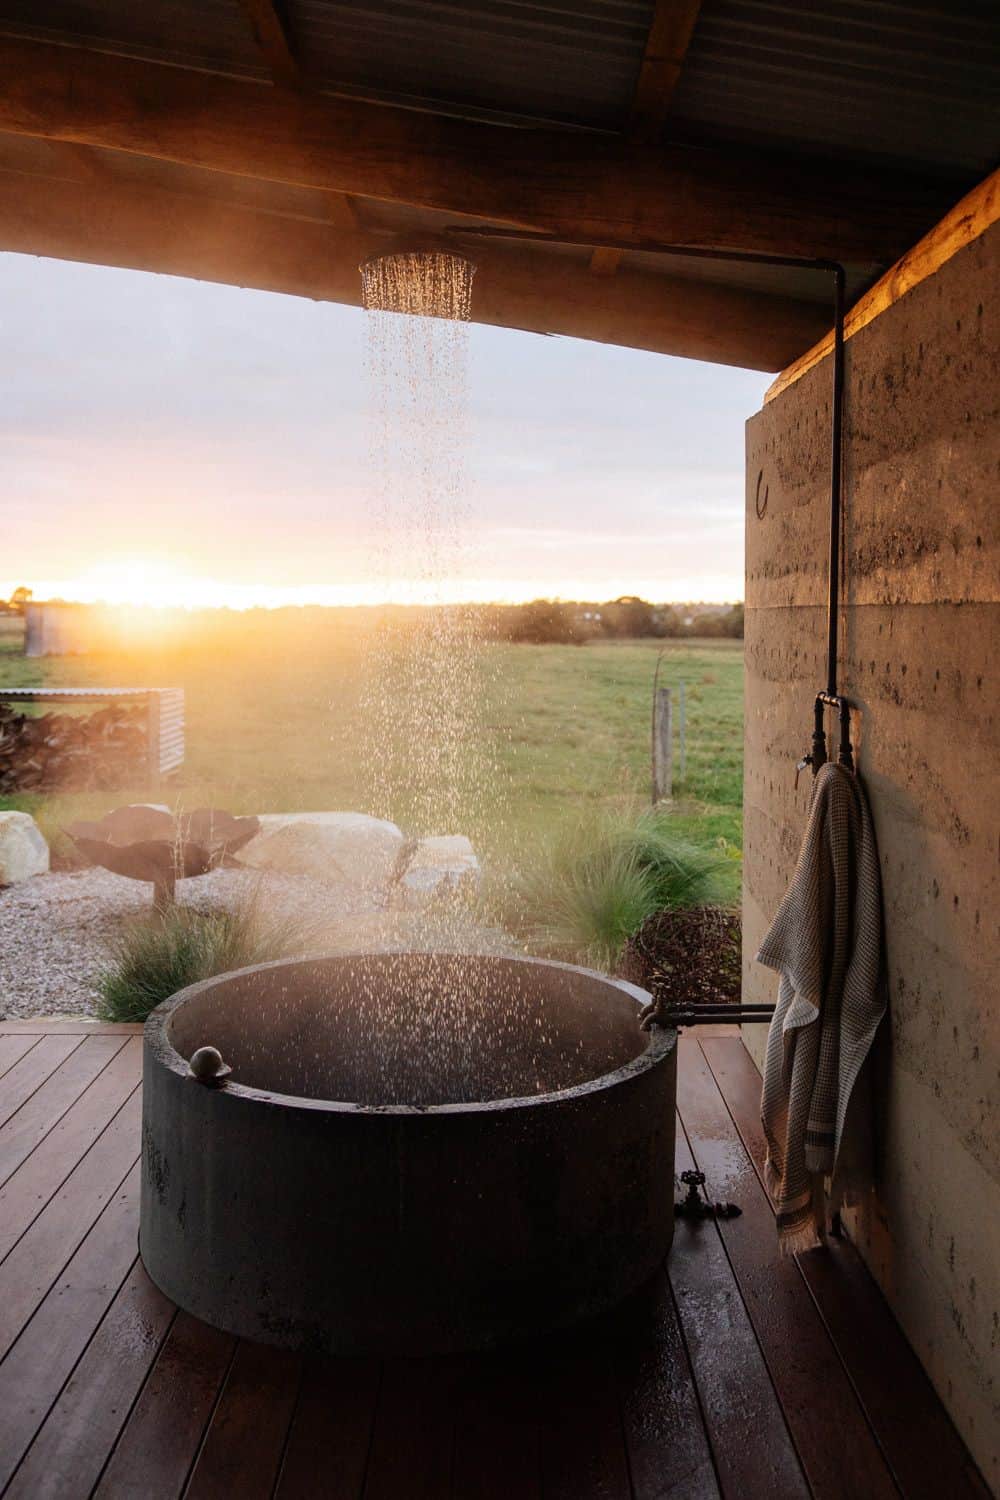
[0,867,383,1020]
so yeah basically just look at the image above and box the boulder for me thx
[0,811,50,886]
[394,834,481,909]
[238,812,405,889]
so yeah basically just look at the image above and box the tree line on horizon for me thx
[0,587,744,645]
[491,596,744,644]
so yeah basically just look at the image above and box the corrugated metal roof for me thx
[0,0,993,177]
[0,0,992,360]
[669,0,1000,176]
[0,0,266,77]
[287,0,652,129]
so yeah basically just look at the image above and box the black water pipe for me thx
[443,225,855,777]
[436,228,877,1046]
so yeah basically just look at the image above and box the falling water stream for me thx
[348,246,561,1099]
[360,248,480,841]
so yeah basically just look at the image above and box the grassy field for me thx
[0,614,743,897]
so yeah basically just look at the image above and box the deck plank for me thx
[700,1036,993,1500]
[94,1313,236,1500]
[676,1038,898,1500]
[671,1119,808,1500]
[0,1036,84,1129]
[0,1162,141,1490]
[185,1339,302,1500]
[274,1355,380,1500]
[537,1342,632,1500]
[364,1357,460,1500]
[4,1262,174,1500]
[0,1026,985,1499]
[0,1023,142,1036]
[0,1037,40,1080]
[0,1091,142,1358]
[0,1035,127,1188]
[0,1040,142,1263]
[452,1350,543,1500]
[615,1269,721,1500]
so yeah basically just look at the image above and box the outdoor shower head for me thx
[359,236,477,319]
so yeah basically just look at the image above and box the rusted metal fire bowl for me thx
[65,804,259,907]
[140,951,677,1355]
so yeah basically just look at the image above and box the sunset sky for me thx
[2,253,770,607]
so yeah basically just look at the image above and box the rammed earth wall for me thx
[742,216,999,1487]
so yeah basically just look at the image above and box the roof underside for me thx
[0,0,994,369]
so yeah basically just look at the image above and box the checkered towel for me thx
[757,761,886,1254]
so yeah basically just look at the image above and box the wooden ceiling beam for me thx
[589,247,623,276]
[590,0,704,274]
[234,3,366,225]
[237,0,300,88]
[630,0,705,143]
[0,35,957,264]
[0,166,828,370]
[324,190,364,231]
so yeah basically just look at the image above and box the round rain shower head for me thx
[360,236,477,320]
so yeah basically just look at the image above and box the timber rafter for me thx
[0,163,829,370]
[630,0,705,143]
[0,34,958,264]
[592,0,705,274]
[237,0,299,87]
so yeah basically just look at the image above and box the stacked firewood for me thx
[0,701,148,792]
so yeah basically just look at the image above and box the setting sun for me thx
[43,557,215,610]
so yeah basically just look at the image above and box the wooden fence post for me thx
[652,686,673,803]
[678,679,687,785]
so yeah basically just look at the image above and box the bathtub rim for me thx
[144,949,676,1118]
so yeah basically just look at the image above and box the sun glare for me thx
[12,560,741,611]
[58,558,214,609]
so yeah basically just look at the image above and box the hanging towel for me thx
[757,760,886,1254]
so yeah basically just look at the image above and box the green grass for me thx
[0,614,743,886]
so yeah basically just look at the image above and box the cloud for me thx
[1,253,769,603]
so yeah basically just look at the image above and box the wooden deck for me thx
[0,1019,988,1500]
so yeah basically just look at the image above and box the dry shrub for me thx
[618,905,741,1009]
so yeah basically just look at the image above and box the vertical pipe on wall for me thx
[827,265,846,701]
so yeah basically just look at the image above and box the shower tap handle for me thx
[675,1169,742,1221]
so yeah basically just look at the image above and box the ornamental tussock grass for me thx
[514,805,729,972]
[97,889,318,1023]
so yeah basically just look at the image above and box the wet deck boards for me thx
[0,1020,988,1500]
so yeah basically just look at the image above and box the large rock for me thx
[238,812,405,889]
[394,834,481,909]
[0,812,50,886]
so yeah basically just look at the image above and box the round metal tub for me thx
[140,951,677,1354]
